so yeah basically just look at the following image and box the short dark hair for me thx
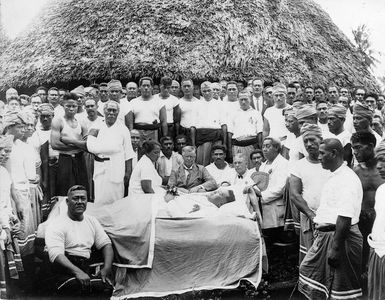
[48,87,58,93]
[159,136,173,145]
[63,92,79,102]
[142,139,161,154]
[305,86,314,90]
[250,149,264,160]
[314,85,325,92]
[364,92,378,101]
[211,144,227,153]
[287,83,296,89]
[351,131,376,147]
[139,77,154,87]
[90,83,100,90]
[321,138,343,157]
[316,100,328,107]
[226,81,238,89]
[36,86,47,93]
[99,82,108,88]
[67,185,87,197]
[175,134,187,141]
[160,77,173,87]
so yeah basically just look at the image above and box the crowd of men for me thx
[1,76,385,299]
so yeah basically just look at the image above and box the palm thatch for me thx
[0,0,379,90]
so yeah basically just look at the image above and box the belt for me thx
[317,224,336,232]
[94,156,110,162]
[232,136,258,147]
[59,152,82,158]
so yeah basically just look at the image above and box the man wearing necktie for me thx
[250,79,266,115]
[231,153,254,187]
[168,146,217,194]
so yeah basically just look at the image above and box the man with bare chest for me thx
[352,132,385,276]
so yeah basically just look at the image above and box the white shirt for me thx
[179,97,199,128]
[231,108,263,139]
[5,139,36,188]
[314,164,362,225]
[156,151,183,178]
[291,158,330,211]
[231,169,254,187]
[206,162,234,186]
[0,166,13,228]
[368,183,385,257]
[196,99,224,129]
[118,98,132,123]
[54,105,65,119]
[45,213,111,262]
[324,130,352,147]
[264,106,289,140]
[317,122,330,137]
[153,94,179,124]
[222,101,240,133]
[130,96,164,124]
[87,121,134,183]
[344,110,354,133]
[129,155,163,194]
[259,154,289,204]
[29,128,59,159]
[80,116,104,133]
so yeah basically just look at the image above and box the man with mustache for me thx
[45,185,113,295]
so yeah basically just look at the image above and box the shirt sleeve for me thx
[255,111,263,134]
[123,127,135,160]
[261,158,288,204]
[140,158,157,180]
[91,216,111,250]
[45,223,66,263]
[335,176,360,219]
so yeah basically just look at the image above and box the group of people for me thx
[1,76,385,299]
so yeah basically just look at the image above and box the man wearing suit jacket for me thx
[250,79,267,115]
[168,146,217,193]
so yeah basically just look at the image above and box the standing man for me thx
[126,82,138,102]
[316,101,330,136]
[354,87,366,105]
[327,86,339,105]
[299,138,363,300]
[87,101,134,205]
[156,136,183,185]
[195,81,226,166]
[230,90,263,167]
[174,79,199,145]
[351,132,385,279]
[107,80,132,125]
[327,105,353,166]
[263,83,289,141]
[130,129,141,169]
[154,77,179,139]
[286,83,297,105]
[205,145,234,187]
[97,83,109,116]
[289,124,330,263]
[51,93,89,196]
[304,86,314,103]
[170,80,181,98]
[353,103,382,146]
[48,87,64,119]
[338,96,354,133]
[251,79,266,115]
[128,77,167,142]
[36,86,48,103]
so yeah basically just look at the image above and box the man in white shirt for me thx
[206,145,234,187]
[263,84,290,141]
[174,79,199,145]
[126,82,138,102]
[48,87,65,119]
[170,80,181,98]
[338,96,354,133]
[156,136,183,185]
[316,101,330,137]
[230,153,254,187]
[130,129,141,170]
[353,102,382,146]
[153,77,179,139]
[195,81,226,166]
[230,90,263,168]
[299,138,363,300]
[128,77,167,142]
[97,83,109,116]
[87,101,134,205]
[45,185,113,295]
[106,80,132,126]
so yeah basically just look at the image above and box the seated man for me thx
[231,153,255,187]
[168,146,217,193]
[156,136,183,185]
[45,185,114,295]
[205,145,234,187]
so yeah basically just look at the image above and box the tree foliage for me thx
[352,24,380,69]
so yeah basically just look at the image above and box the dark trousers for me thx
[56,153,89,196]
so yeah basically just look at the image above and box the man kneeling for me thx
[45,185,114,295]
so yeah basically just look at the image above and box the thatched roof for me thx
[0,0,379,90]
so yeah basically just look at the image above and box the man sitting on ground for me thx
[45,185,113,295]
